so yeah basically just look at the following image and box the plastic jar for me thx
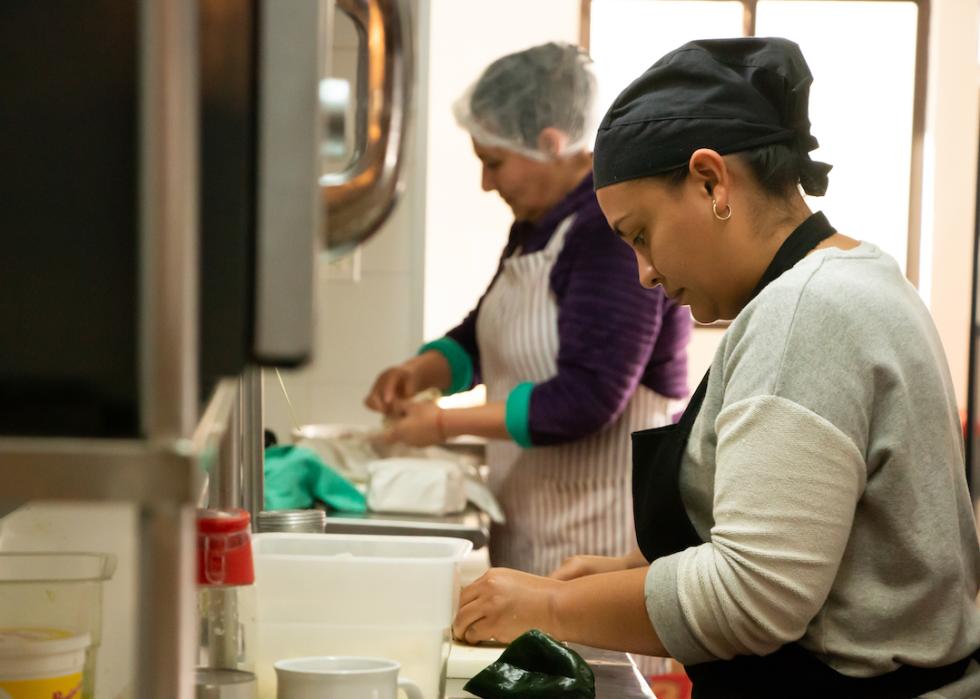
[0,552,114,699]
[196,509,256,677]
[0,628,90,698]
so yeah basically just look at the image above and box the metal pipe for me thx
[138,504,196,698]
[322,0,413,259]
[210,383,242,510]
[241,366,265,527]
[139,0,199,443]
[138,0,198,693]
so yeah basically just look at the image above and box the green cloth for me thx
[463,629,595,699]
[264,445,366,513]
[419,336,474,395]
[504,381,534,448]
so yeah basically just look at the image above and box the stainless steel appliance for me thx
[0,0,413,695]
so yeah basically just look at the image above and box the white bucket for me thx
[251,533,471,699]
[0,628,90,697]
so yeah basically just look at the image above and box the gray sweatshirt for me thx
[644,242,980,697]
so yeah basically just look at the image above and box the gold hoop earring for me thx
[712,200,733,221]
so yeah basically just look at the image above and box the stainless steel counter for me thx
[570,644,657,699]
[446,644,656,698]
[324,504,490,549]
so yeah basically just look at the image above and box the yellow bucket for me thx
[0,628,89,699]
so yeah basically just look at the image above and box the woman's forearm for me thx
[554,567,667,656]
[442,401,510,441]
[624,545,649,568]
[403,350,452,393]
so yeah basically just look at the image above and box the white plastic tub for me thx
[0,552,114,699]
[0,628,90,697]
[250,533,472,699]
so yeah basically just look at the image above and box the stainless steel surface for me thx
[325,504,490,549]
[205,380,241,510]
[139,0,200,699]
[322,0,413,259]
[446,645,655,699]
[253,0,320,363]
[0,379,243,504]
[439,436,488,464]
[139,503,197,699]
[193,380,242,455]
[320,77,351,160]
[139,0,199,442]
[196,668,257,699]
[241,367,265,524]
[0,439,200,502]
[567,645,656,699]
[257,508,326,533]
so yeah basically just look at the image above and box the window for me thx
[587,0,927,282]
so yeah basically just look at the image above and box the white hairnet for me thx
[453,42,598,161]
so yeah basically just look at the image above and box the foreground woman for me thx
[453,37,980,699]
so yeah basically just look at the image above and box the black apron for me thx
[632,212,977,699]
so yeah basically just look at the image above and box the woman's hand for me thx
[364,365,421,415]
[453,568,565,645]
[549,554,633,581]
[382,400,445,447]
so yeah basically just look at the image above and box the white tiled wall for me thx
[264,0,980,440]
[265,3,427,440]
[267,0,587,440]
[422,0,582,341]
[264,226,423,440]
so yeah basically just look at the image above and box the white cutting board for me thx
[447,640,505,679]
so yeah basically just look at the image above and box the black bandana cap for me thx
[593,37,832,196]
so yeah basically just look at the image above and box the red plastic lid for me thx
[196,509,254,586]
[198,508,251,534]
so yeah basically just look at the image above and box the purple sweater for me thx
[444,174,691,446]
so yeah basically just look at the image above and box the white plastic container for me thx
[0,552,115,699]
[0,502,135,699]
[367,458,467,515]
[250,533,472,699]
[0,628,90,697]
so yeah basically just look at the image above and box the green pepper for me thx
[463,629,596,699]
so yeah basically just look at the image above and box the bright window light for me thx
[591,0,919,276]
[756,1,918,273]
[590,1,744,123]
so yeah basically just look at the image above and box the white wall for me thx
[265,2,430,439]
[267,0,586,435]
[633,0,980,402]
[921,0,980,411]
[268,0,980,429]
[422,0,582,341]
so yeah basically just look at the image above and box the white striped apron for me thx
[476,214,674,576]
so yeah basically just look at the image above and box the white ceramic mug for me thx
[274,656,423,699]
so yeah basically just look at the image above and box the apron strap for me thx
[542,213,578,257]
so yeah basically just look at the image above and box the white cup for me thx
[274,656,423,699]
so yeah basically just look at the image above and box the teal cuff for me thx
[419,337,474,395]
[505,382,535,448]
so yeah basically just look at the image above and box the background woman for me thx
[365,42,692,576]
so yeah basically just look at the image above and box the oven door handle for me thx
[321,0,413,260]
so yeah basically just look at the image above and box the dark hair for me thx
[656,143,818,198]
